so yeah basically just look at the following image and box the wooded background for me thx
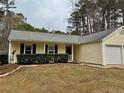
[0,0,124,50]
[68,0,124,35]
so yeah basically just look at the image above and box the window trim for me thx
[47,44,55,54]
[24,44,33,54]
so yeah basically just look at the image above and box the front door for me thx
[66,46,72,61]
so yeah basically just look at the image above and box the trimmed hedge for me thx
[0,54,8,65]
[17,54,68,65]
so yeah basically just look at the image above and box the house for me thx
[8,26,124,65]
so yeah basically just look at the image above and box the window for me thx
[24,45,32,54]
[48,45,55,54]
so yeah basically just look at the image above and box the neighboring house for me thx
[8,26,124,65]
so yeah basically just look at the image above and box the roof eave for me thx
[9,39,79,44]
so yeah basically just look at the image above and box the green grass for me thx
[0,64,124,93]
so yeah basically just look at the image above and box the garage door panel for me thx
[105,46,122,64]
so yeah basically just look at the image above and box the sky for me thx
[15,0,74,32]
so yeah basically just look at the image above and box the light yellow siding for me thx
[10,41,66,63]
[74,42,103,65]
[103,28,124,45]
[58,44,66,54]
[36,42,44,54]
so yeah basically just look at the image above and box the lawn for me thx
[0,64,124,93]
[0,64,19,75]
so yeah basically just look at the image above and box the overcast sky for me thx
[15,0,74,32]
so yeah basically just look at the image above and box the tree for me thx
[68,0,124,36]
[15,23,34,31]
[51,29,66,34]
[68,10,81,35]
[0,0,16,31]
[0,0,16,49]
[10,13,26,29]
[34,28,48,33]
[15,22,49,33]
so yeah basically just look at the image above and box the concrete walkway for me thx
[81,64,124,69]
[0,65,38,78]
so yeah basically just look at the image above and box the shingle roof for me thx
[79,27,118,44]
[9,30,80,44]
[9,27,119,44]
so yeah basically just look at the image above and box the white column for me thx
[44,43,46,54]
[8,40,11,63]
[72,44,74,61]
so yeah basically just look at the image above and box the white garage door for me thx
[105,46,122,64]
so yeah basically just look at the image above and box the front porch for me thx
[9,41,75,64]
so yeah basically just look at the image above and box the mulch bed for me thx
[0,64,20,75]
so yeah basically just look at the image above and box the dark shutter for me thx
[55,45,58,54]
[20,44,24,54]
[45,44,48,54]
[33,44,36,54]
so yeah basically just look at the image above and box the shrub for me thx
[0,54,8,65]
[17,54,68,65]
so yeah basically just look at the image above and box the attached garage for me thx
[102,26,124,65]
[105,45,122,64]
[74,26,124,65]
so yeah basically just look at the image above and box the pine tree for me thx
[68,0,124,36]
